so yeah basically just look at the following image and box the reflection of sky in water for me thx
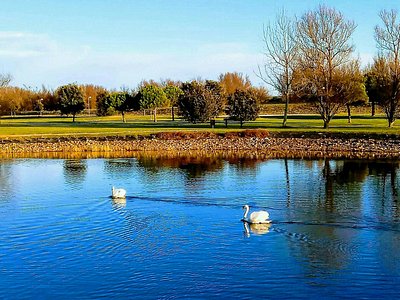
[0,157,399,298]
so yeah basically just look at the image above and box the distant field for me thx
[1,112,399,139]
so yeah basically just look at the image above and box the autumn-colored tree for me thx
[218,72,251,96]
[0,86,36,116]
[374,9,400,127]
[295,5,357,128]
[79,84,107,114]
[249,86,270,104]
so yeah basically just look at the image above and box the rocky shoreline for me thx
[1,131,400,159]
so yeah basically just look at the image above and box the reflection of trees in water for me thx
[135,153,224,179]
[286,159,400,277]
[134,152,267,193]
[103,159,136,178]
[319,160,400,219]
[225,156,262,171]
[285,159,291,207]
[136,154,224,192]
[322,160,368,213]
[367,161,400,221]
[0,161,12,199]
[63,159,87,185]
[285,160,362,277]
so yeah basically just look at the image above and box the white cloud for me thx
[0,31,265,89]
[0,31,58,58]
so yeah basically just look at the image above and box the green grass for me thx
[1,112,399,139]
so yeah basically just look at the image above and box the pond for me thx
[1,155,400,299]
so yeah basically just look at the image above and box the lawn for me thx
[0,112,399,139]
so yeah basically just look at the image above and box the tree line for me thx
[259,5,400,128]
[0,72,268,125]
[2,5,400,128]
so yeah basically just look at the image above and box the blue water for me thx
[0,157,400,299]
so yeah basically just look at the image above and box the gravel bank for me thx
[1,132,400,159]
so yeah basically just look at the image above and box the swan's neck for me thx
[243,206,250,219]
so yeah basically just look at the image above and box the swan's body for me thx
[111,186,126,199]
[242,204,270,224]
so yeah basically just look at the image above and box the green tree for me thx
[164,85,183,120]
[56,83,85,122]
[364,69,379,117]
[205,80,225,118]
[340,62,368,123]
[178,81,223,123]
[227,89,260,127]
[138,85,168,122]
[96,92,115,116]
[111,92,133,123]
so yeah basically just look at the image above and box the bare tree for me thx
[258,9,298,127]
[295,6,357,128]
[0,73,12,87]
[374,9,400,127]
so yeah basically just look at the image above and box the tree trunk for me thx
[323,119,330,129]
[72,113,76,122]
[371,101,375,116]
[240,119,243,128]
[346,104,351,123]
[282,92,289,127]
[122,111,126,123]
[153,108,157,122]
[388,101,396,127]
[284,158,291,207]
[171,107,175,121]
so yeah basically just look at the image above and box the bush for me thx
[178,81,224,123]
[227,89,260,127]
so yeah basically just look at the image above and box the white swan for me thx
[111,186,126,199]
[242,204,270,224]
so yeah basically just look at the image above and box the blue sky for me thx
[1,0,400,90]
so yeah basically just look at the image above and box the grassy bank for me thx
[1,112,399,139]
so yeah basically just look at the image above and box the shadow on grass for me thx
[259,114,387,120]
[1,115,395,134]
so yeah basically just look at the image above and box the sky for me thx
[1,0,400,90]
